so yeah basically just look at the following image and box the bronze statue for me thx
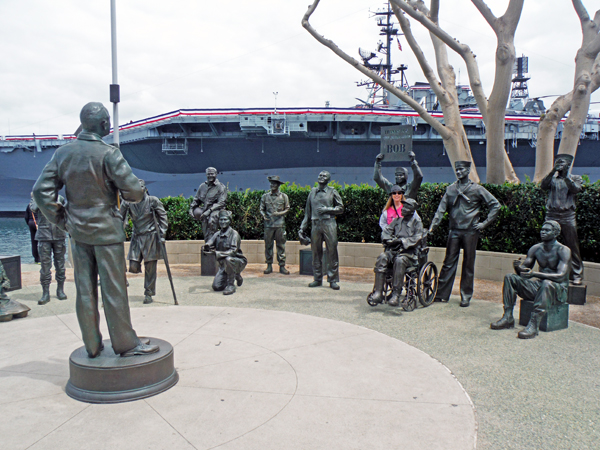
[371,199,424,307]
[25,193,41,263]
[428,160,500,307]
[190,167,227,242]
[374,151,423,199]
[260,175,290,275]
[203,210,247,295]
[491,220,571,339]
[0,261,30,322]
[32,102,158,358]
[540,154,583,284]
[120,179,168,304]
[31,194,68,305]
[299,171,344,290]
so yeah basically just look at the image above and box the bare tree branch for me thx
[301,0,450,138]
[470,0,498,30]
[572,0,590,25]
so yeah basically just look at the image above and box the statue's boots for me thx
[518,312,541,339]
[369,272,386,304]
[279,265,290,275]
[56,282,67,300]
[224,274,237,295]
[388,288,402,307]
[490,308,515,329]
[236,273,243,286]
[144,295,153,304]
[264,264,273,274]
[38,285,50,305]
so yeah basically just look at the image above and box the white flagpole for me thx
[110,0,120,147]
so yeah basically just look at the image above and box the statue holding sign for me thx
[374,151,423,200]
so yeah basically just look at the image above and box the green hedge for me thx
[133,181,600,263]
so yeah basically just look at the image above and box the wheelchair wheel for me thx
[418,262,438,307]
[402,286,417,311]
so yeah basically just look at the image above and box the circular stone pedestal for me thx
[66,338,178,404]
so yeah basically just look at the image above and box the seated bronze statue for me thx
[203,210,247,295]
[491,220,571,339]
[370,198,424,307]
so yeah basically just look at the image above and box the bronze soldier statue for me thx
[260,175,290,275]
[203,210,247,295]
[491,220,571,339]
[374,151,423,199]
[190,167,227,242]
[300,171,344,290]
[120,179,168,304]
[31,194,68,305]
[33,102,158,358]
[540,154,583,284]
[370,199,424,307]
[428,160,500,307]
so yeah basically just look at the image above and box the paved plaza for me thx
[1,264,599,449]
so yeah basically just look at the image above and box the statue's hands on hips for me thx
[375,153,385,162]
[473,222,484,232]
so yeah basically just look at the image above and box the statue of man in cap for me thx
[540,153,583,284]
[31,193,68,305]
[428,160,501,307]
[370,198,424,307]
[32,102,158,358]
[120,179,168,304]
[259,175,290,275]
[374,151,423,199]
[203,210,247,295]
[190,167,228,242]
[300,170,344,290]
[490,220,571,339]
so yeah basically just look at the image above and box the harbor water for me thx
[0,217,36,263]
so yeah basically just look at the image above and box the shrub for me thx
[137,181,600,263]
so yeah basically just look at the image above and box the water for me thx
[1,217,37,263]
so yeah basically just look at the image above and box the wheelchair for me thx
[366,236,438,312]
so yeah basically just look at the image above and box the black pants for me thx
[435,229,479,303]
[129,259,158,296]
[264,227,286,265]
[547,214,583,282]
[28,222,40,262]
[38,240,66,287]
[503,273,567,314]
[311,219,339,283]
[72,241,140,356]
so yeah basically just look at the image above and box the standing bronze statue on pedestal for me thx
[428,161,501,307]
[31,194,68,305]
[203,210,247,295]
[374,151,423,199]
[300,171,344,290]
[190,167,227,242]
[120,179,168,304]
[260,175,290,275]
[540,154,583,285]
[491,221,571,339]
[33,102,158,358]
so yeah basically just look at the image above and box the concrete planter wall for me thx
[127,240,600,297]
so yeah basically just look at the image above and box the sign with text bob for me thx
[380,125,413,161]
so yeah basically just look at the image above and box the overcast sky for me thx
[1,0,598,137]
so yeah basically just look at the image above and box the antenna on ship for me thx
[273,92,278,113]
[356,1,406,108]
[510,56,530,101]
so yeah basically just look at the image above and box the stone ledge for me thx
[131,240,600,296]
